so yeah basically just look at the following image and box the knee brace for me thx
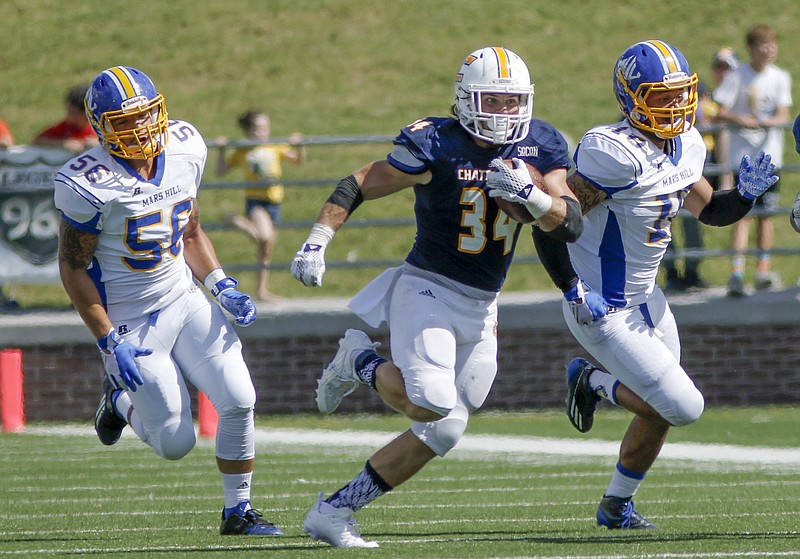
[216,406,256,461]
[411,406,469,457]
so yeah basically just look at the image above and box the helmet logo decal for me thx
[121,95,148,112]
[617,55,641,83]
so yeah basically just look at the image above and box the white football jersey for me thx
[569,120,707,308]
[54,120,207,320]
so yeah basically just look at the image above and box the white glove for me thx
[486,158,553,218]
[291,223,335,287]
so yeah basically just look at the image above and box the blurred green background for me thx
[1,0,798,306]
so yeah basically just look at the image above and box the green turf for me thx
[2,406,799,558]
[2,0,800,307]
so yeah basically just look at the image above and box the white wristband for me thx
[203,268,227,292]
[305,223,335,248]
[522,186,554,219]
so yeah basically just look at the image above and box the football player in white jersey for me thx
[789,113,800,232]
[512,41,778,529]
[54,66,282,536]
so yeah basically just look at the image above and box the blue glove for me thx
[737,151,779,201]
[98,329,153,392]
[793,113,800,155]
[212,276,257,326]
[565,281,608,325]
[790,191,800,234]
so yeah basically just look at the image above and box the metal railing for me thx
[204,126,800,274]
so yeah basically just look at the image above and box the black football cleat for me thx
[565,357,601,433]
[94,376,127,446]
[596,495,657,529]
[220,501,284,536]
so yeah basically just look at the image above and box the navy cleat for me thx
[565,357,601,433]
[596,495,657,530]
[220,501,284,536]
[94,376,127,446]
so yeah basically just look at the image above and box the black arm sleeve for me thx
[326,174,365,215]
[531,225,579,293]
[697,188,754,227]
[540,196,583,243]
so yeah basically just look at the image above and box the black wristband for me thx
[698,188,754,227]
[532,225,579,293]
[327,174,365,214]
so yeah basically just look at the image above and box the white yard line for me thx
[23,425,800,466]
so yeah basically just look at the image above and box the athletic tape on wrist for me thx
[523,186,553,218]
[203,268,227,292]
[305,223,335,248]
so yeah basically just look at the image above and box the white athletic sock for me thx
[112,390,132,421]
[222,472,253,510]
[588,370,620,405]
[605,461,646,498]
[113,392,148,443]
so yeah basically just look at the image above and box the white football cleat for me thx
[303,492,379,548]
[316,329,380,414]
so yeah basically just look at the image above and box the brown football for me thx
[494,160,547,224]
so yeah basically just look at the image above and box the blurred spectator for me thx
[0,118,14,149]
[32,84,99,153]
[216,110,305,302]
[663,50,738,291]
[714,25,793,296]
[705,48,739,192]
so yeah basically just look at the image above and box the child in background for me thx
[32,84,99,153]
[216,111,305,301]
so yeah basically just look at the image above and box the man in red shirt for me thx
[33,84,99,153]
[0,119,14,149]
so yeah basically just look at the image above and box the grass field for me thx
[2,407,800,558]
[2,1,800,307]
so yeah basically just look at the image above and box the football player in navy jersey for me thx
[529,41,777,530]
[55,67,282,536]
[291,47,585,548]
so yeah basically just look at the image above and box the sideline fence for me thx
[203,127,800,274]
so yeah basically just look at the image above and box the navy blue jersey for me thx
[388,117,569,292]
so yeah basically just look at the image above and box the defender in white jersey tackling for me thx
[54,66,282,536]
[526,41,778,529]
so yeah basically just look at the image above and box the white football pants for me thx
[562,286,704,427]
[103,284,256,461]
[385,272,498,456]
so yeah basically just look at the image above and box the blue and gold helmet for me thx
[85,66,169,159]
[614,40,698,139]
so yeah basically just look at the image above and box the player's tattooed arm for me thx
[567,173,607,215]
[58,220,110,338]
[58,220,98,270]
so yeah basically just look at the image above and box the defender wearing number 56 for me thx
[54,66,281,536]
